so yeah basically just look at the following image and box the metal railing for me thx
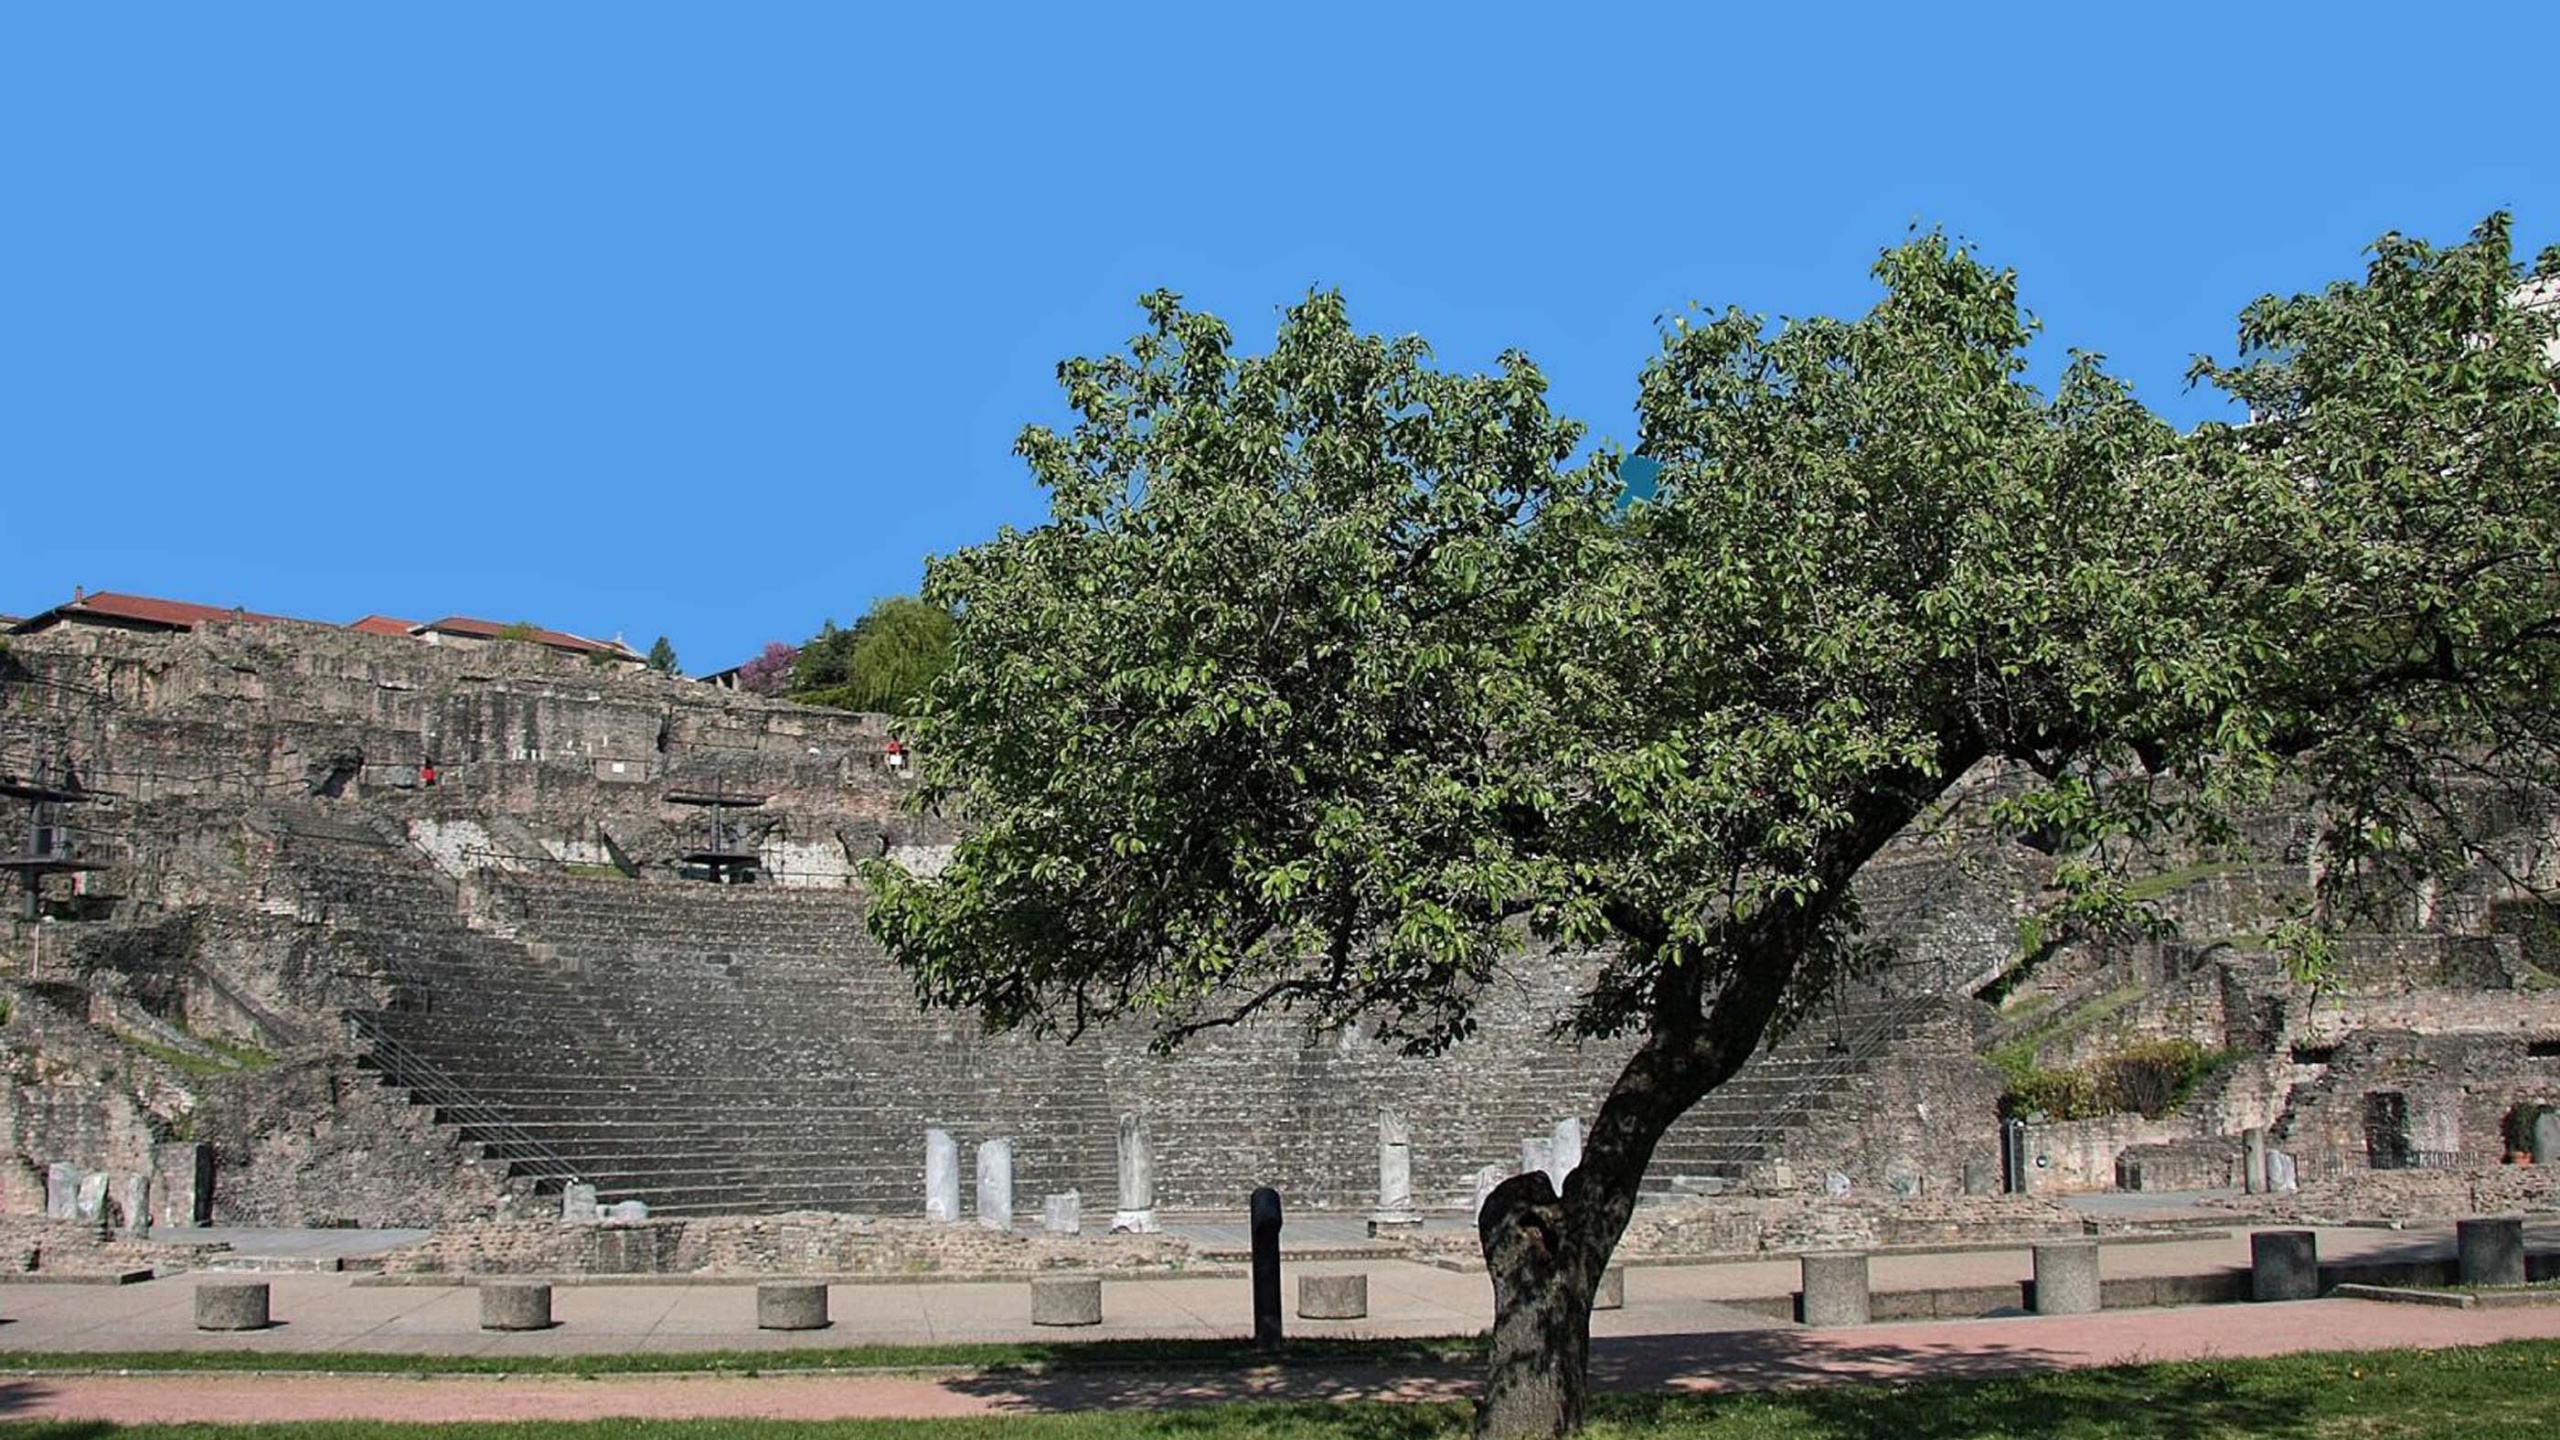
[344,1011,582,1189]
[1667,954,1972,1180]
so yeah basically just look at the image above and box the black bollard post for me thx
[1250,1184,1283,1353]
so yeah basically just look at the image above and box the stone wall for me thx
[2022,1113,2199,1192]
[376,1212,1203,1277]
[2274,1028,2560,1168]
[185,1058,521,1227]
[14,621,2560,1222]
[1763,999,2007,1195]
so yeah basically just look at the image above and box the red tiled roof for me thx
[417,616,639,658]
[9,590,297,633]
[347,615,421,637]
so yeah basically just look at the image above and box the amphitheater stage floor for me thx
[4,1220,2553,1357]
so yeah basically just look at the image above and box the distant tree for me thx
[796,597,955,716]
[791,619,857,693]
[493,621,540,643]
[645,636,680,675]
[735,641,797,696]
[867,225,2560,1437]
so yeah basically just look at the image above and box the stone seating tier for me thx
[294,841,1965,1214]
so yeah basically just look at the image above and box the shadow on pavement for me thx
[935,1326,2323,1440]
[1591,1328,2084,1391]
[0,1382,112,1433]
[935,1328,2097,1415]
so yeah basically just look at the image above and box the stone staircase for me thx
[266,804,2022,1218]
[1645,980,1972,1194]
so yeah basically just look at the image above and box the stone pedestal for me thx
[2458,1215,2527,1288]
[1519,1137,1553,1183]
[1373,1109,1421,1232]
[74,1172,107,1223]
[1042,1192,1081,1235]
[1548,1118,1584,1191]
[480,1281,556,1331]
[2265,1148,2297,1193]
[1030,1275,1102,1327]
[152,1141,213,1228]
[977,1139,1014,1231]
[757,1282,830,1331]
[115,1174,152,1239]
[2032,1241,2102,1315]
[2250,1230,2319,1302]
[1470,1164,1506,1218]
[195,1280,271,1332]
[924,1129,960,1222]
[2534,1110,2560,1165]
[1799,1252,1870,1328]
[1297,1272,1368,1319]
[1594,1265,1626,1311]
[44,1163,79,1220]
[1960,1159,1996,1197]
[561,1182,600,1223]
[1115,1114,1154,1230]
[2243,1128,2267,1195]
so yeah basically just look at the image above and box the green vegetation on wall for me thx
[1995,1037,2234,1121]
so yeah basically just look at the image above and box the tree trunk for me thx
[1470,743,1983,1437]
[1475,1171,1596,1439]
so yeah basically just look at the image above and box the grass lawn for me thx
[0,1339,2556,1437]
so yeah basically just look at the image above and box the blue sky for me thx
[7,3,2552,671]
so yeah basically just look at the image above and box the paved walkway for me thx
[0,1219,2553,1423]
[9,1221,2536,1356]
[1,1298,2557,1423]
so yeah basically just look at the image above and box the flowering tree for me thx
[735,641,797,696]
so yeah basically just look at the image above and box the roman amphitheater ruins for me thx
[3,602,2557,1277]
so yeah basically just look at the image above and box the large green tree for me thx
[867,220,2560,1436]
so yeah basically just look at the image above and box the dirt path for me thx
[4,1298,2557,1424]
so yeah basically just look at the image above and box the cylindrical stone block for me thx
[1297,1272,1368,1319]
[1593,1265,1626,1311]
[757,1282,830,1331]
[194,1280,271,1331]
[1030,1275,1102,1327]
[2458,1215,2527,1289]
[480,1280,555,1331]
[2250,1230,2319,1302]
[1799,1251,1871,1327]
[2032,1241,2102,1315]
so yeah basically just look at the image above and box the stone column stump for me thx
[2032,1241,2102,1315]
[1799,1252,1871,1327]
[757,1282,831,1331]
[2458,1215,2527,1289]
[1030,1275,1102,1327]
[480,1281,556,1331]
[2250,1230,2319,1302]
[1297,1272,1368,1320]
[195,1280,271,1332]
[1594,1265,1626,1311]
